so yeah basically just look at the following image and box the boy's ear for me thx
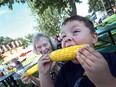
[92,32,98,44]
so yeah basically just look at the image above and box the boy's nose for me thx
[65,38,72,42]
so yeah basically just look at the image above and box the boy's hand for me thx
[76,45,115,87]
[38,54,52,75]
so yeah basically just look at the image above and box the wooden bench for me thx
[96,23,116,52]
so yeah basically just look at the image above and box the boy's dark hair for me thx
[62,15,95,33]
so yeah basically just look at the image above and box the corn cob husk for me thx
[50,44,85,62]
[23,64,38,77]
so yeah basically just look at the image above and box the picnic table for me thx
[96,23,116,52]
[0,72,18,87]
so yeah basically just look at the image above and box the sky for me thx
[0,3,37,39]
[0,0,89,39]
[76,0,89,16]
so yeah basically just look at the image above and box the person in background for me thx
[11,58,24,84]
[39,15,116,87]
[21,33,61,87]
[98,18,102,24]
[0,64,6,76]
[11,58,24,70]
[54,34,62,49]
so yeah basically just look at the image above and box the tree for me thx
[0,36,30,52]
[103,0,115,14]
[0,0,83,40]
[26,0,82,37]
[0,0,82,16]
[0,37,4,46]
[33,7,68,37]
[26,0,82,16]
[24,33,34,43]
[17,37,29,47]
[88,0,104,13]
[88,0,115,14]
[0,36,13,47]
[0,0,25,10]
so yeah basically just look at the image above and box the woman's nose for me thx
[41,47,46,51]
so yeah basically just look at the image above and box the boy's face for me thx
[61,20,98,63]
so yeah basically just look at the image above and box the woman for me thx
[21,33,60,86]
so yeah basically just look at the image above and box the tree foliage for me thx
[16,37,30,47]
[33,7,68,37]
[27,0,82,16]
[88,0,104,13]
[0,36,30,50]
[0,0,83,40]
[88,0,116,13]
[0,36,13,46]
[24,33,34,43]
[0,0,82,16]
[0,0,25,10]
[26,0,82,37]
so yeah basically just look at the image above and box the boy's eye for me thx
[73,31,79,35]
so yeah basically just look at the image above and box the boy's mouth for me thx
[65,44,76,48]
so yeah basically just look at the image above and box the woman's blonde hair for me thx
[32,33,57,54]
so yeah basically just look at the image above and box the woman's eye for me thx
[37,46,41,50]
[43,43,47,46]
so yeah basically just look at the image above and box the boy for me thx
[39,15,116,87]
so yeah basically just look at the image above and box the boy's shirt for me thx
[55,52,116,87]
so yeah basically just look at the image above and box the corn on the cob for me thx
[23,64,38,77]
[23,44,85,76]
[50,44,85,62]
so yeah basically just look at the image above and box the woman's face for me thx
[35,37,53,55]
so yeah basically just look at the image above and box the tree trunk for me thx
[69,0,77,16]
